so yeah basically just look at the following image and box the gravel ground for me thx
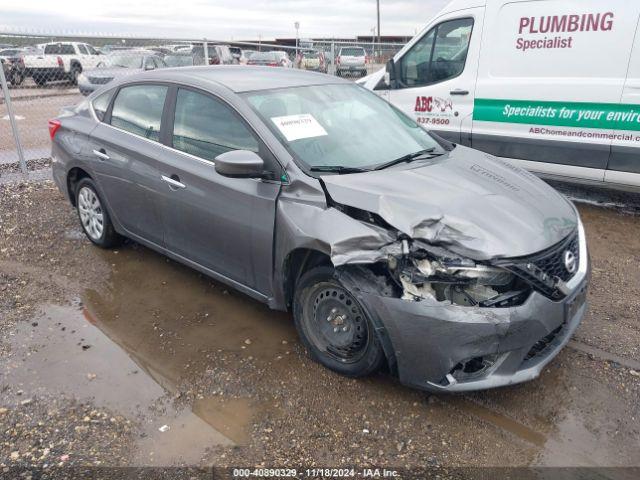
[1,180,639,473]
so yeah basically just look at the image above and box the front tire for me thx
[75,178,122,248]
[293,266,385,377]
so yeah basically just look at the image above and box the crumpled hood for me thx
[321,146,577,260]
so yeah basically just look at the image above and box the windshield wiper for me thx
[373,147,441,171]
[310,165,370,174]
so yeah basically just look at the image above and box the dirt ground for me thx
[1,179,639,474]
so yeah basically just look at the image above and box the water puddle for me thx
[3,247,297,465]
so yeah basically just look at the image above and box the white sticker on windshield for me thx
[271,114,328,142]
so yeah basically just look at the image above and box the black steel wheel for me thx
[293,266,384,377]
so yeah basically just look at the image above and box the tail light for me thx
[267,62,279,67]
[336,56,341,65]
[48,119,61,140]
[57,56,63,68]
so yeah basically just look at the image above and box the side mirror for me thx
[385,58,395,86]
[214,150,266,178]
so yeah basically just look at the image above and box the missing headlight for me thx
[394,253,531,307]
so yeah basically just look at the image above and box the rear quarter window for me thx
[92,89,115,122]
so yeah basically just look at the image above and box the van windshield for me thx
[244,84,443,172]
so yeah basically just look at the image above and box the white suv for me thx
[336,46,367,77]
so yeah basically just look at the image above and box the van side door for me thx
[472,1,633,182]
[607,14,640,188]
[387,8,483,144]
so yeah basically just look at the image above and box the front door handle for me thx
[161,175,186,190]
[450,89,469,96]
[93,149,110,161]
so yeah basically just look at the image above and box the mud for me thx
[1,181,639,469]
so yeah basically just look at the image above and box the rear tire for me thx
[293,266,385,377]
[75,178,123,248]
[69,66,81,86]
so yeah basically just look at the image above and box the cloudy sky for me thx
[1,0,449,40]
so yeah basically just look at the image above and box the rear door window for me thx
[77,44,88,55]
[44,44,75,55]
[110,85,168,142]
[341,48,365,57]
[172,88,259,161]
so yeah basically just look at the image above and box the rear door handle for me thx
[93,149,110,160]
[161,175,186,190]
[450,89,469,96]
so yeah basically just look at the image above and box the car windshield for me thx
[101,55,144,68]
[304,52,319,59]
[164,55,194,67]
[244,84,443,172]
[0,49,20,56]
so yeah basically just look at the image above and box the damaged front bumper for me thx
[346,221,590,393]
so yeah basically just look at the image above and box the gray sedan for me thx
[49,67,589,392]
[78,52,166,96]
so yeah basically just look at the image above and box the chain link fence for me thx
[0,32,405,183]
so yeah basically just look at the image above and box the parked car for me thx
[229,46,242,63]
[336,46,367,77]
[362,0,640,190]
[301,50,327,73]
[0,48,27,86]
[164,52,202,68]
[23,41,102,86]
[77,52,166,96]
[49,67,589,393]
[241,49,257,64]
[247,51,292,68]
[191,44,235,65]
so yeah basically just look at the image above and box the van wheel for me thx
[293,266,385,377]
[75,178,122,248]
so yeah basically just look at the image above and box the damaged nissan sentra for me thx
[50,66,589,392]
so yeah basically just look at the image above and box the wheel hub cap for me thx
[78,187,104,241]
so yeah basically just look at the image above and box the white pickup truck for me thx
[23,42,102,86]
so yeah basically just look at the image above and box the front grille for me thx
[500,230,580,299]
[534,233,580,282]
[88,76,113,85]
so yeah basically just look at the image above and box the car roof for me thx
[131,65,349,93]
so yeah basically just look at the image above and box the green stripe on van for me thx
[473,98,640,132]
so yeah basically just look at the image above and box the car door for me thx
[388,13,479,144]
[158,86,282,293]
[88,83,169,247]
[607,13,640,188]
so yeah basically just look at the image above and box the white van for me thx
[361,0,640,190]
